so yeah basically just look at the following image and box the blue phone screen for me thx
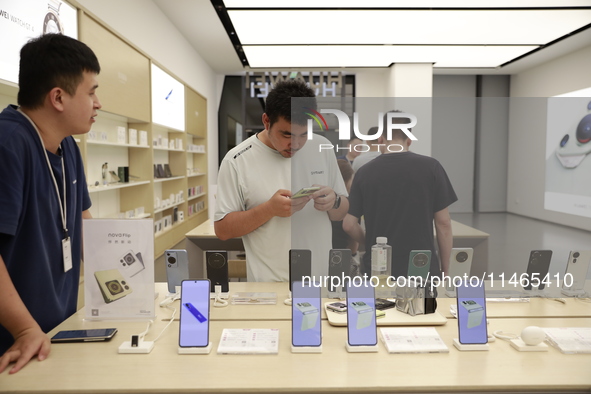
[291,280,322,347]
[346,279,377,346]
[457,280,488,344]
[179,279,210,347]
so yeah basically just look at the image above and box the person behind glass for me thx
[343,111,457,278]
[0,34,101,374]
[215,80,349,282]
[336,137,362,165]
[352,126,382,172]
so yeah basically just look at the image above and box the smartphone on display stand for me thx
[289,249,312,292]
[328,249,351,298]
[523,250,553,291]
[206,251,229,293]
[179,279,210,348]
[562,250,591,295]
[456,280,488,345]
[446,248,473,293]
[51,328,118,343]
[165,249,189,294]
[291,280,322,348]
[346,279,377,347]
[407,250,432,280]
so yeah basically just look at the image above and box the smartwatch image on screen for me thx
[460,300,485,329]
[184,302,207,323]
[296,302,319,331]
[351,301,374,330]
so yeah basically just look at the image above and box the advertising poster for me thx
[0,0,77,84]
[84,219,155,320]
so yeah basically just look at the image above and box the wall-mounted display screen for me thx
[151,63,185,131]
[545,87,591,219]
[0,0,77,85]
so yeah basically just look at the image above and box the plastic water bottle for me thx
[371,237,392,297]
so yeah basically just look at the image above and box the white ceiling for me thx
[153,0,591,75]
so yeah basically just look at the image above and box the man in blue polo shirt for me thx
[0,34,101,374]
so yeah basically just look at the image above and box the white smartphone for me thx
[346,279,377,346]
[457,280,488,345]
[179,279,211,348]
[447,248,474,292]
[291,280,322,347]
[562,250,591,293]
[165,249,190,294]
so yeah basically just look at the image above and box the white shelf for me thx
[153,146,184,152]
[88,180,150,193]
[187,173,207,178]
[188,192,206,202]
[87,140,150,149]
[154,175,185,183]
[154,199,185,214]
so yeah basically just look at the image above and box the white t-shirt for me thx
[215,133,347,282]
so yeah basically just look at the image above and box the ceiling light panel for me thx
[242,45,538,68]
[224,0,591,8]
[228,10,591,45]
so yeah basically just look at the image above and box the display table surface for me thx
[156,282,591,322]
[1,315,589,393]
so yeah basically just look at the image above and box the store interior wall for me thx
[73,0,223,206]
[507,44,591,231]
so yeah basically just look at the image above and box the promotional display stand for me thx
[83,219,155,320]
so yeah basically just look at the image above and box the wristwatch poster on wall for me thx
[83,219,155,320]
[0,0,78,84]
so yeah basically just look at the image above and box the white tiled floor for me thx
[451,212,591,278]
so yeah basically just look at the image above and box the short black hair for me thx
[18,33,101,109]
[264,80,316,127]
[383,110,413,141]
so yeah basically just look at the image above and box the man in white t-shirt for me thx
[214,81,349,282]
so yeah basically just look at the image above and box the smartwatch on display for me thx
[44,0,64,34]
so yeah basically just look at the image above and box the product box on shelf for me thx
[83,219,155,320]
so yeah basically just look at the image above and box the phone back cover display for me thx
[291,281,322,347]
[457,281,488,344]
[524,250,553,290]
[179,280,210,347]
[289,249,312,291]
[206,251,229,292]
[83,219,154,320]
[407,250,432,280]
[346,280,377,346]
[165,249,190,294]
[328,249,352,295]
[563,250,591,292]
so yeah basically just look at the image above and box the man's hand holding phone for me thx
[309,184,336,212]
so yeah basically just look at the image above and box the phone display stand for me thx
[345,343,378,353]
[452,338,489,351]
[209,292,229,300]
[119,340,154,354]
[445,288,456,298]
[178,343,212,354]
[509,338,548,352]
[291,345,322,353]
[561,288,586,297]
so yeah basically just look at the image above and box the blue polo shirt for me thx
[0,105,91,353]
